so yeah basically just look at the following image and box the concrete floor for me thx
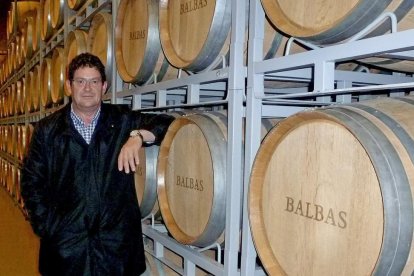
[0,187,39,276]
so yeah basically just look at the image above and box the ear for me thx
[102,81,108,94]
[65,79,72,96]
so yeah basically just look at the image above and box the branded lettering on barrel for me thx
[130,30,146,40]
[284,196,347,229]
[180,0,208,14]
[176,175,204,191]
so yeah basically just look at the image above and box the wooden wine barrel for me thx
[16,125,23,161]
[25,70,33,112]
[134,145,161,219]
[135,111,204,220]
[0,93,5,118]
[3,62,8,85]
[261,1,414,72]
[5,162,11,193]
[17,124,34,161]
[87,12,113,86]
[7,1,40,37]
[22,11,40,58]
[9,42,17,74]
[15,168,23,208]
[1,127,7,153]
[67,0,87,10]
[4,87,9,117]
[40,58,52,107]
[0,92,7,118]
[22,9,40,58]
[3,127,8,154]
[0,159,5,187]
[29,64,41,111]
[41,0,53,41]
[0,88,8,118]
[181,15,286,71]
[4,161,9,190]
[0,63,5,86]
[5,126,11,153]
[10,35,25,71]
[15,78,24,115]
[115,0,179,84]
[51,47,65,104]
[0,128,4,150]
[142,252,166,276]
[157,112,228,246]
[157,110,278,246]
[7,10,13,40]
[23,124,34,160]
[7,124,17,157]
[12,166,18,199]
[51,0,64,29]
[249,96,414,275]
[142,249,197,276]
[15,126,22,161]
[2,128,6,152]
[0,64,2,86]
[5,86,11,117]
[159,0,231,71]
[21,77,29,114]
[4,62,9,83]
[16,35,25,68]
[7,43,14,76]
[6,163,15,195]
[65,29,88,96]
[19,19,29,60]
[261,0,414,45]
[0,128,4,152]
[8,83,16,116]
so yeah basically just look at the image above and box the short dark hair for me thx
[67,52,106,83]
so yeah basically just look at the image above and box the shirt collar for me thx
[70,104,101,126]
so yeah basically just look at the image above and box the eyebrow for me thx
[73,77,102,80]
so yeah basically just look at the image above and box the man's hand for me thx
[118,136,142,174]
[118,129,155,173]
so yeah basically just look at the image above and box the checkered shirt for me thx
[70,105,101,144]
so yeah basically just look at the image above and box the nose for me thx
[84,80,92,90]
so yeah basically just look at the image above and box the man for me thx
[21,53,173,275]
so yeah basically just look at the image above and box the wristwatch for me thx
[130,129,144,141]
[130,129,154,146]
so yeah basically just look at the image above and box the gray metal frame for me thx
[243,0,414,275]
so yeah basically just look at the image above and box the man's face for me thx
[66,66,107,113]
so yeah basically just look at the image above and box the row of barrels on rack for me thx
[0,124,34,161]
[1,0,102,86]
[6,0,91,42]
[103,0,414,75]
[136,96,414,275]
[112,0,414,81]
[3,0,414,89]
[0,12,116,111]
[0,158,24,211]
[0,123,35,213]
[0,59,61,117]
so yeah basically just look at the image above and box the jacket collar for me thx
[60,103,123,140]
[94,103,123,140]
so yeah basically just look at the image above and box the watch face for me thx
[130,130,140,136]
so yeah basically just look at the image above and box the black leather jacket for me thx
[21,103,173,276]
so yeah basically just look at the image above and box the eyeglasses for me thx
[72,78,102,88]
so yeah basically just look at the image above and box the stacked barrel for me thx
[0,1,40,211]
[0,123,34,210]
